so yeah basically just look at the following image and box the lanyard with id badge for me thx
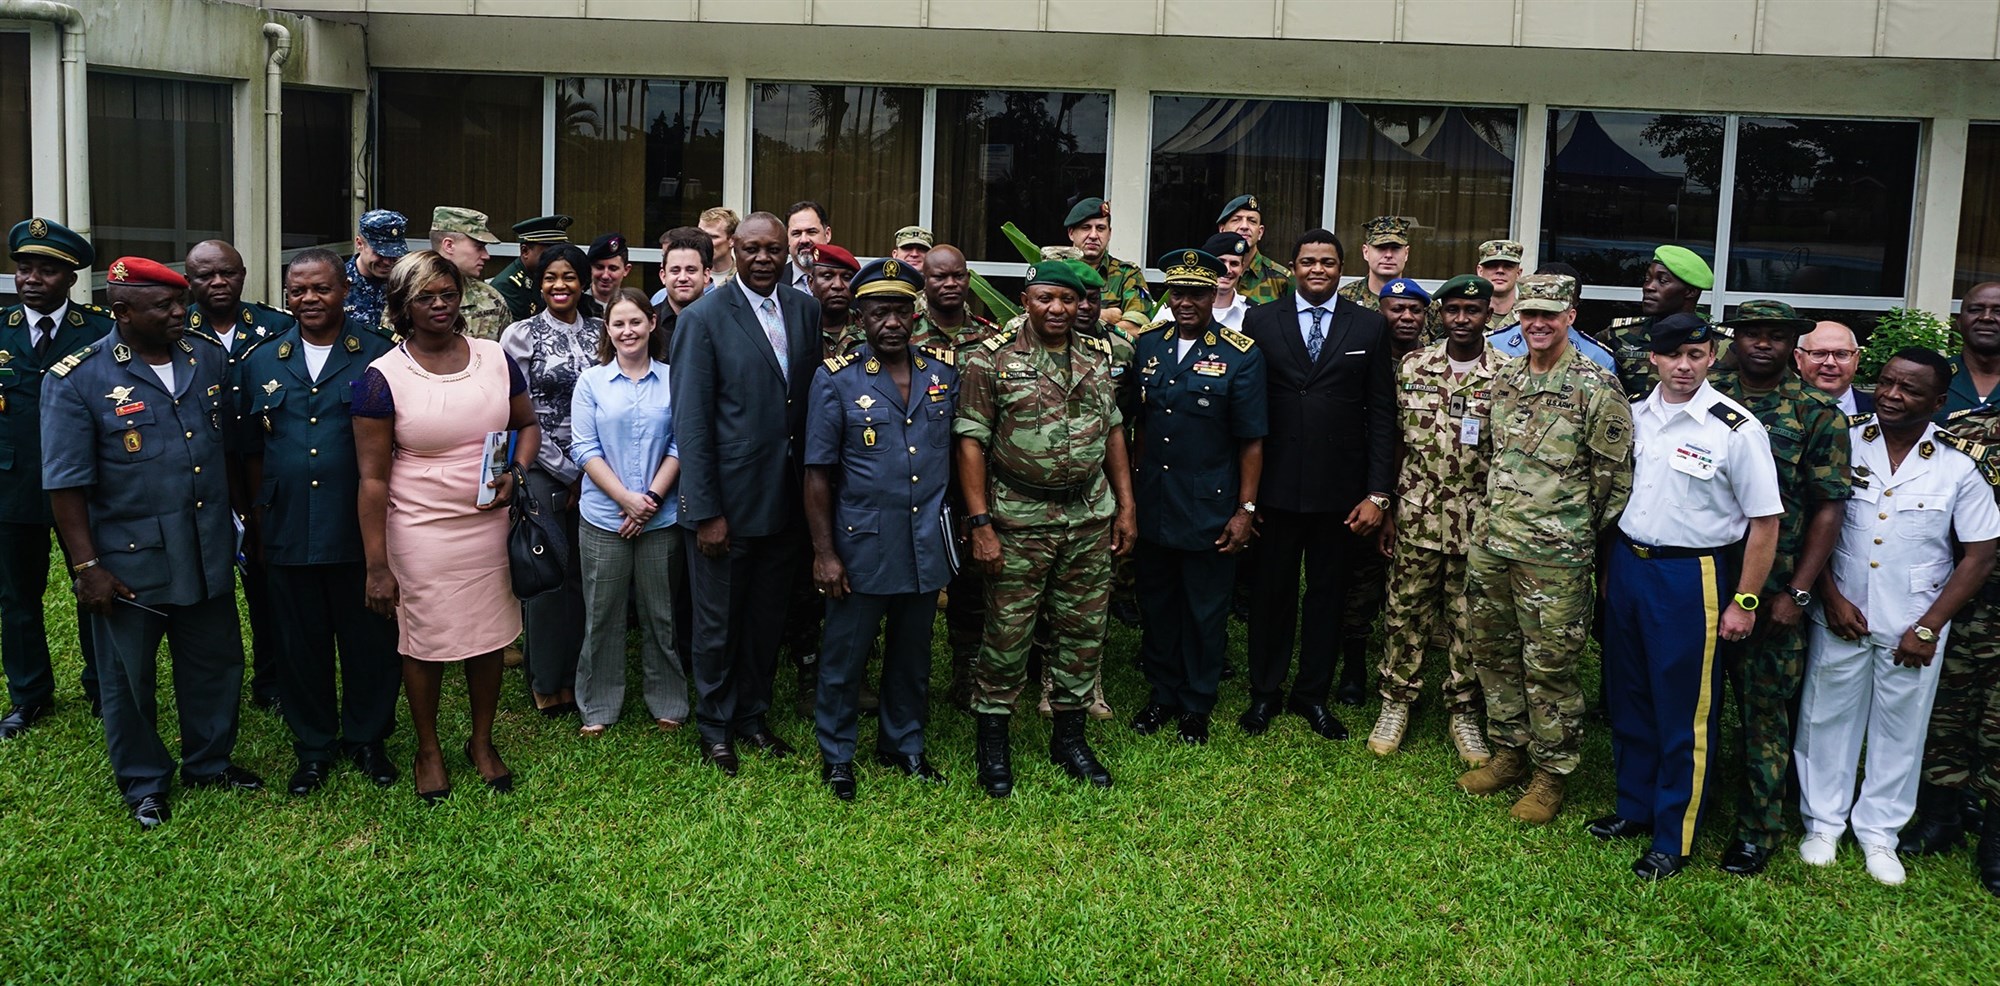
[1449,393,1482,446]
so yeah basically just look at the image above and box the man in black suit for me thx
[1237,228,1395,741]
[670,212,824,776]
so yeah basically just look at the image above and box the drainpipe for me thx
[0,1,89,302]
[262,22,291,305]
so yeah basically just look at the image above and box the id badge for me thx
[1459,417,1480,445]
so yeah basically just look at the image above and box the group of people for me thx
[2,192,1998,901]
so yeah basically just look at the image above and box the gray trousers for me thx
[576,522,689,727]
[94,591,244,803]
[523,467,586,697]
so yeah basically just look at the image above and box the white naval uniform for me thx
[1796,420,2000,849]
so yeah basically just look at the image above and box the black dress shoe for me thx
[875,751,946,782]
[1336,680,1367,707]
[737,727,796,758]
[1219,663,1236,681]
[251,692,283,715]
[822,760,857,801]
[1633,850,1689,880]
[1286,700,1350,740]
[1719,840,1774,876]
[0,702,54,740]
[1178,713,1210,746]
[701,741,740,777]
[182,765,265,791]
[131,793,171,830]
[1129,702,1175,736]
[1586,814,1654,841]
[350,743,400,787]
[464,740,514,793]
[288,761,334,796]
[1238,697,1282,736]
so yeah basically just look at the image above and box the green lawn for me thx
[1,559,1995,984]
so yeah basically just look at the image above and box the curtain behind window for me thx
[1336,103,1517,278]
[752,84,921,257]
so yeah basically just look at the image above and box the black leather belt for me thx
[993,470,1094,504]
[1621,533,1726,560]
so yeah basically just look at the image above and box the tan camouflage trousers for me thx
[1466,545,1592,776]
[1923,595,2000,800]
[1379,544,1481,713]
[973,520,1111,716]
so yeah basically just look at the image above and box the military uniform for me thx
[343,255,390,331]
[820,320,864,360]
[1336,279,1385,312]
[1925,406,2000,810]
[344,209,410,332]
[913,310,997,353]
[238,321,399,767]
[490,259,541,323]
[1942,352,2000,420]
[1093,255,1151,321]
[459,276,513,342]
[1236,250,1292,308]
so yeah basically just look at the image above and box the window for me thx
[88,73,232,265]
[282,88,354,251]
[556,78,725,250]
[1337,103,1517,277]
[1727,117,1918,297]
[1149,96,1326,267]
[751,84,922,257]
[0,33,29,267]
[1955,123,2000,297]
[1541,110,1721,288]
[377,72,541,251]
[934,89,1109,264]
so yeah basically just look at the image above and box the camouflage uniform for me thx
[1235,250,1292,308]
[1710,366,1852,847]
[343,256,389,331]
[459,276,514,342]
[912,311,998,353]
[953,326,1122,715]
[1467,343,1632,774]
[1927,406,2000,801]
[1603,313,1728,401]
[1381,342,1499,713]
[820,320,864,360]
[1336,278,1385,313]
[1093,255,1152,322]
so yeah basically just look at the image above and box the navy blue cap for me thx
[357,209,410,259]
[1379,277,1430,306]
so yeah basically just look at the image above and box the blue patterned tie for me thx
[1306,306,1327,361]
[758,296,788,382]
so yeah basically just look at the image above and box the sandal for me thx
[656,718,684,732]
[579,724,607,738]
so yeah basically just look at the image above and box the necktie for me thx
[758,296,789,381]
[1306,306,1326,362]
[33,316,54,363]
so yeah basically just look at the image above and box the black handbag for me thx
[507,465,569,599]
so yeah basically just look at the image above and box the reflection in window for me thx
[1542,110,1721,288]
[1337,103,1517,277]
[88,73,232,265]
[935,89,1108,263]
[283,88,354,250]
[0,34,29,262]
[1149,97,1325,266]
[752,84,921,256]
[1956,123,2000,297]
[556,78,726,250]
[378,72,541,251]
[1727,117,1917,297]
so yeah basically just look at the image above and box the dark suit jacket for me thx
[1240,291,1394,514]
[670,279,822,538]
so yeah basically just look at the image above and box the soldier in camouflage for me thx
[1369,275,1501,765]
[1335,217,1411,313]
[429,206,513,342]
[344,209,408,331]
[1215,194,1292,307]
[912,245,998,353]
[1707,300,1853,877]
[1457,273,1633,825]
[1602,245,1713,401]
[1062,198,1150,327]
[954,261,1137,796]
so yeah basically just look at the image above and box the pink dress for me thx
[365,338,521,660]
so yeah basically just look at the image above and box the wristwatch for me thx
[964,513,993,529]
[1733,592,1760,612]
[1366,494,1391,511]
[1239,501,1257,514]
[1914,624,1939,643]
[1785,585,1813,607]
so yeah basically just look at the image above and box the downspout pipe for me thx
[262,22,291,305]
[0,1,89,302]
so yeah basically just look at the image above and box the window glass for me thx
[556,78,726,250]
[751,84,922,257]
[1541,110,1722,288]
[1955,123,2000,297]
[88,73,232,266]
[0,33,29,264]
[934,89,1108,264]
[1336,103,1517,277]
[1149,96,1325,267]
[282,88,354,250]
[1727,117,1918,297]
[377,72,541,257]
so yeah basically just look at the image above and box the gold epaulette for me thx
[1149,318,1173,339]
[823,352,854,374]
[1220,326,1254,353]
[921,344,953,366]
[1848,412,1877,430]
[981,329,1017,352]
[1081,333,1112,357]
[1943,404,1995,423]
[1935,431,2000,486]
[48,344,94,377]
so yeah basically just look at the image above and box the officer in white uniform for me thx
[1796,347,2000,885]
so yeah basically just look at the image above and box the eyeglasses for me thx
[1799,347,1858,364]
[412,290,462,308]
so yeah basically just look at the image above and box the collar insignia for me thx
[864,358,881,374]
[112,343,131,363]
[1920,441,1935,459]
[345,335,361,353]
[278,342,293,359]
[1203,331,1217,346]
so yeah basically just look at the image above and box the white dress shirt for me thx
[1833,388,1858,417]
[1294,292,1336,349]
[27,301,68,347]
[1618,380,1784,548]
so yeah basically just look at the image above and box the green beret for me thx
[1652,245,1714,290]
[1024,261,1086,296]
[1063,197,1110,229]
[1437,274,1494,301]
[1215,194,1260,226]
[1063,259,1105,292]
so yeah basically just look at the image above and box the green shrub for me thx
[1858,307,1957,385]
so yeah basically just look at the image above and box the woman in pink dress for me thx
[354,251,542,802]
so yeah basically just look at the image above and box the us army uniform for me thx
[41,328,246,804]
[239,322,400,768]
[1336,216,1413,314]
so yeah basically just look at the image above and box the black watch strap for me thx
[965,513,993,528]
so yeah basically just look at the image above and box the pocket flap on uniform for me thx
[838,507,881,537]
[1910,561,1949,594]
[99,516,165,553]
[249,387,287,415]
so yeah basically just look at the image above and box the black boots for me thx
[1898,782,1966,856]
[975,713,1013,798]
[1049,710,1113,788]
[1336,636,1368,706]
[1981,800,2000,898]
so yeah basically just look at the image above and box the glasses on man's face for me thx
[1799,347,1858,364]
[412,290,462,309]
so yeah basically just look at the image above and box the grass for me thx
[1,552,1996,984]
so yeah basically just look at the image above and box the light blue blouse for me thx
[569,359,678,534]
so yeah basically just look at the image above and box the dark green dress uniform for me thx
[238,320,399,765]
[491,258,541,323]
[1131,255,1267,718]
[0,299,108,715]
[41,326,246,804]
[191,300,297,709]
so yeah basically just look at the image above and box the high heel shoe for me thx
[464,739,514,793]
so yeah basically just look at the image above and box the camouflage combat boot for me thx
[1457,745,1528,795]
[1509,769,1566,824]
[1449,710,1491,766]
[1367,700,1410,755]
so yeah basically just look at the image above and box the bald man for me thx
[1794,321,1869,418]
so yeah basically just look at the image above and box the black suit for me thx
[669,280,822,743]
[1238,292,1394,705]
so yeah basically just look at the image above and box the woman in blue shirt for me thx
[569,288,687,735]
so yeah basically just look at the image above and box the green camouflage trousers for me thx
[974,519,1112,715]
[1727,620,1807,846]
[1379,545,1480,712]
[1923,595,2000,800]
[1466,545,1592,775]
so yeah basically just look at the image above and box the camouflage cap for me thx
[1039,245,1084,262]
[357,209,410,258]
[1361,216,1411,247]
[1063,197,1110,229]
[893,225,933,249]
[1647,312,1717,353]
[1513,273,1577,313]
[1378,277,1430,306]
[1437,274,1494,301]
[1721,298,1815,333]
[1477,239,1525,266]
[431,206,499,244]
[1652,244,1714,290]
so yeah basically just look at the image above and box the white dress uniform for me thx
[1796,420,2000,852]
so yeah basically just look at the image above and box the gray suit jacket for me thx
[670,279,822,538]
